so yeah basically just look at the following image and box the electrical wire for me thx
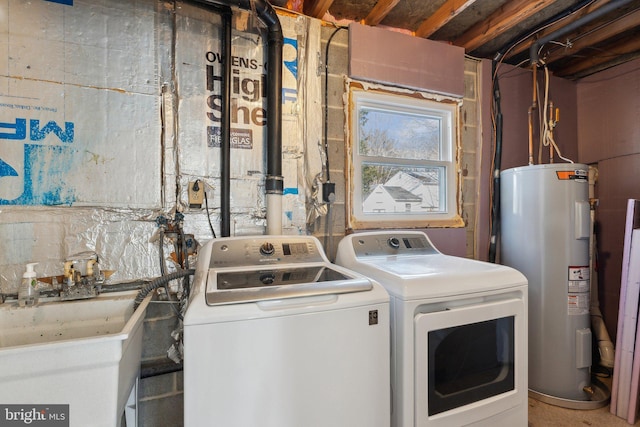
[540,64,574,163]
[323,25,347,259]
[488,60,503,263]
[179,227,191,297]
[323,26,347,182]
[204,189,217,239]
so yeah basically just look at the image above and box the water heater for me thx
[501,163,592,404]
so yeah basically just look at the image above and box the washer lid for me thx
[336,231,527,299]
[205,265,373,305]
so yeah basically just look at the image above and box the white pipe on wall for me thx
[266,193,283,235]
[589,165,615,368]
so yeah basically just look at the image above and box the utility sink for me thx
[0,291,152,427]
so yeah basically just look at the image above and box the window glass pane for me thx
[348,86,460,227]
[359,108,441,160]
[361,164,444,214]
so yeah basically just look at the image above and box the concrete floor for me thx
[528,397,640,426]
[528,376,640,426]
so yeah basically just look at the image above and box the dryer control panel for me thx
[349,232,439,257]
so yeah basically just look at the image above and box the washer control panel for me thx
[208,236,325,268]
[350,232,438,257]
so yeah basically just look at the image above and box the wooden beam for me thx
[553,35,640,77]
[504,0,612,60]
[454,0,557,52]
[542,7,640,64]
[364,0,401,26]
[415,0,477,38]
[303,0,334,19]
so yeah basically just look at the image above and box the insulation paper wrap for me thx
[174,5,318,233]
[0,1,325,293]
[0,0,162,207]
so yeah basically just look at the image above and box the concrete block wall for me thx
[461,59,481,259]
[315,23,482,259]
[138,300,184,427]
[312,26,349,261]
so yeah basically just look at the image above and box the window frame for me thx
[346,83,463,230]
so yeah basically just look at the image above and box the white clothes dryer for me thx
[336,230,528,427]
[183,235,390,427]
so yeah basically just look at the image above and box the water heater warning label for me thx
[568,266,589,281]
[569,280,589,293]
[556,169,588,181]
[568,293,590,315]
[567,266,590,315]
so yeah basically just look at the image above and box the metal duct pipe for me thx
[195,0,284,235]
[530,0,635,65]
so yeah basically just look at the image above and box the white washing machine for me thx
[336,230,528,427]
[183,235,390,427]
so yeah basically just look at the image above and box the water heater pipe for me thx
[526,2,634,165]
[588,166,615,368]
[529,0,635,66]
[195,0,284,236]
[527,65,537,165]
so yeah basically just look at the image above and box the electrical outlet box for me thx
[322,182,336,203]
[188,181,204,208]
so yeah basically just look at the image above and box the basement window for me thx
[347,86,462,229]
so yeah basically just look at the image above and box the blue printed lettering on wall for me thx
[45,0,73,5]
[0,118,74,142]
[0,116,77,205]
[282,37,298,104]
[283,37,298,79]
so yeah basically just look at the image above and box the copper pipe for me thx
[549,101,554,163]
[528,65,537,165]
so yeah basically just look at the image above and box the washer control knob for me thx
[260,242,276,256]
[260,273,276,285]
[388,237,401,249]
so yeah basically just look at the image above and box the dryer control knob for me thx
[260,242,276,256]
[388,237,401,249]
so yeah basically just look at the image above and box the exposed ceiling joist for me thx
[303,0,334,19]
[364,0,402,26]
[504,0,613,60]
[415,0,477,38]
[282,0,640,80]
[541,7,640,64]
[453,0,558,51]
[555,35,640,77]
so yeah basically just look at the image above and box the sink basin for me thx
[0,291,152,427]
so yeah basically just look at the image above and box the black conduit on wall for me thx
[488,60,502,263]
[195,0,283,236]
[322,26,346,260]
[220,7,232,237]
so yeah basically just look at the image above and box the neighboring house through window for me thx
[347,84,463,230]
